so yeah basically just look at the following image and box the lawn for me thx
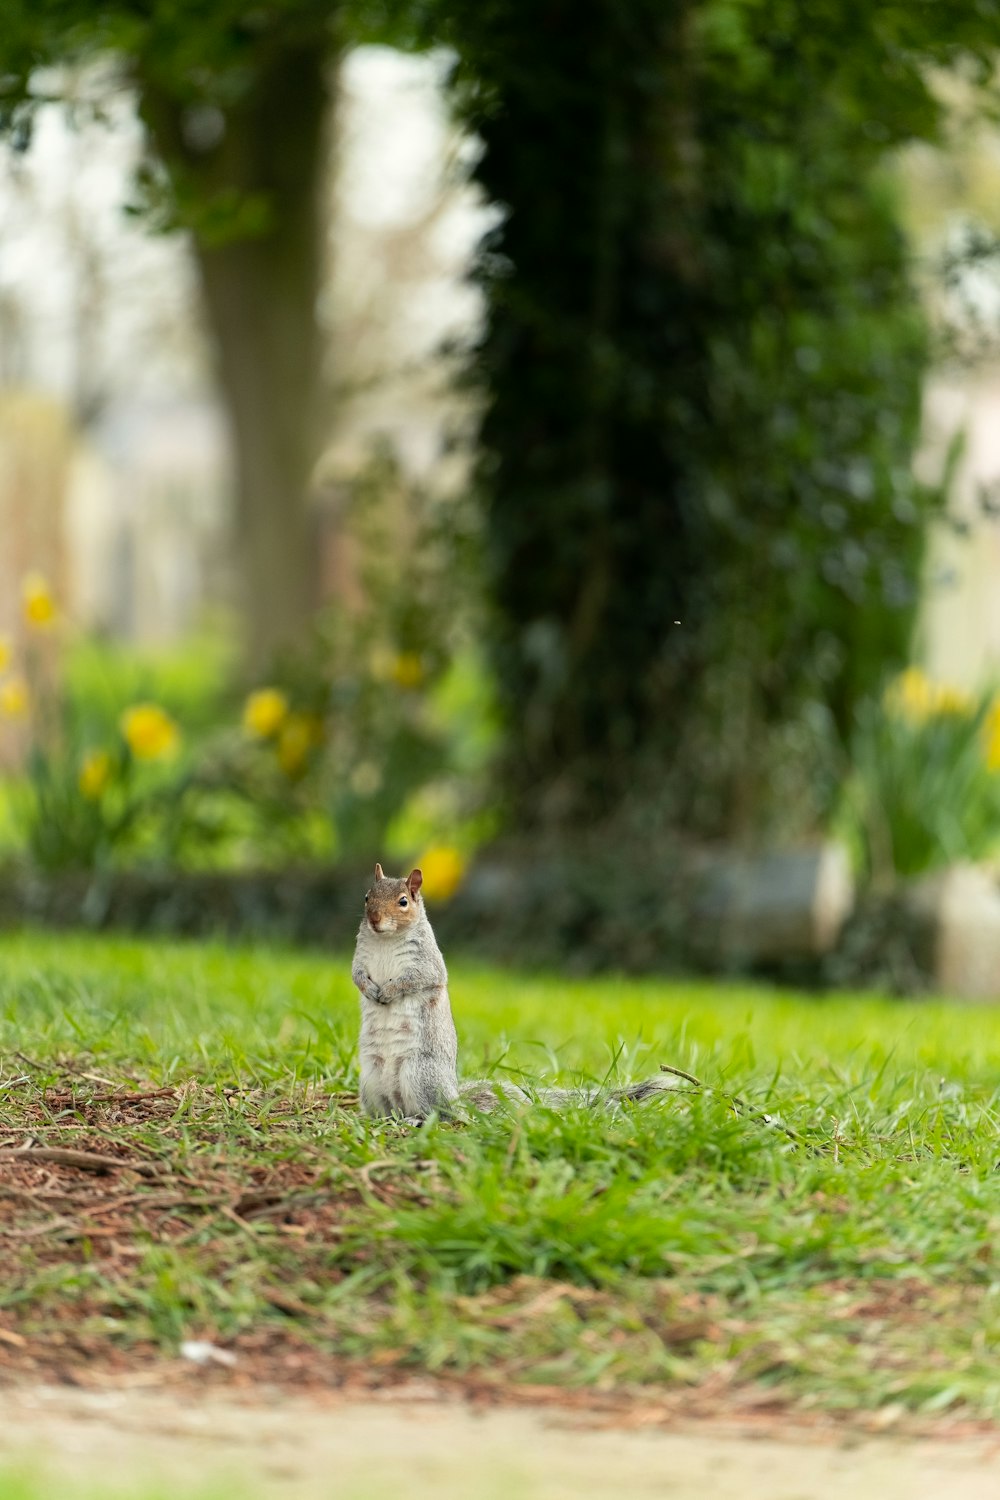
[1,929,999,1422]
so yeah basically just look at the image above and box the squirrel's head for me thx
[364,862,424,935]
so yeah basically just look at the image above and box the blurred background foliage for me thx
[2,0,1000,908]
[442,0,966,838]
[0,456,496,877]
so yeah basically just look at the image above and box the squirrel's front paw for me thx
[354,968,381,1002]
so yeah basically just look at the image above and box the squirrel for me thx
[353,863,459,1121]
[352,863,678,1122]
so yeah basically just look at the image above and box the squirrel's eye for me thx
[399,896,408,907]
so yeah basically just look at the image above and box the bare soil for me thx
[2,1385,1000,1500]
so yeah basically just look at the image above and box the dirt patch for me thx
[2,1386,1000,1500]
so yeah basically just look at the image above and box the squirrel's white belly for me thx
[361,989,423,1038]
[357,933,415,989]
[359,990,428,1117]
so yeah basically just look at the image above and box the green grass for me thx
[2,929,1000,1421]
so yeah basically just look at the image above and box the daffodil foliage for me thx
[839,669,1000,880]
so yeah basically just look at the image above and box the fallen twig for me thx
[0,1214,82,1239]
[45,1088,179,1108]
[0,1147,164,1177]
[260,1286,314,1317]
[657,1063,703,1088]
[0,1183,78,1208]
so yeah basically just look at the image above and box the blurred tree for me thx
[0,1,339,668]
[441,0,708,828]
[441,0,996,837]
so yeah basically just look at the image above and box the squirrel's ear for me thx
[374,862,384,881]
[407,868,423,897]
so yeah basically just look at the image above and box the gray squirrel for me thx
[352,862,678,1122]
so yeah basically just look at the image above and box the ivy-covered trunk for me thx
[452,0,709,826]
[451,0,941,839]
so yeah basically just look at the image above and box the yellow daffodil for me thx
[79,749,113,800]
[120,703,180,761]
[0,636,11,674]
[371,646,427,690]
[276,712,317,777]
[390,651,425,690]
[931,683,971,717]
[986,703,1000,774]
[242,687,289,739]
[885,667,971,724]
[416,845,467,903]
[22,572,57,629]
[0,675,29,718]
[885,667,933,723]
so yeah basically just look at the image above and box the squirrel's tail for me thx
[459,1078,530,1113]
[458,1074,681,1113]
[608,1074,680,1104]
[534,1074,681,1110]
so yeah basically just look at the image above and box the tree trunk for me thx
[450,0,707,826]
[450,0,934,842]
[138,40,331,671]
